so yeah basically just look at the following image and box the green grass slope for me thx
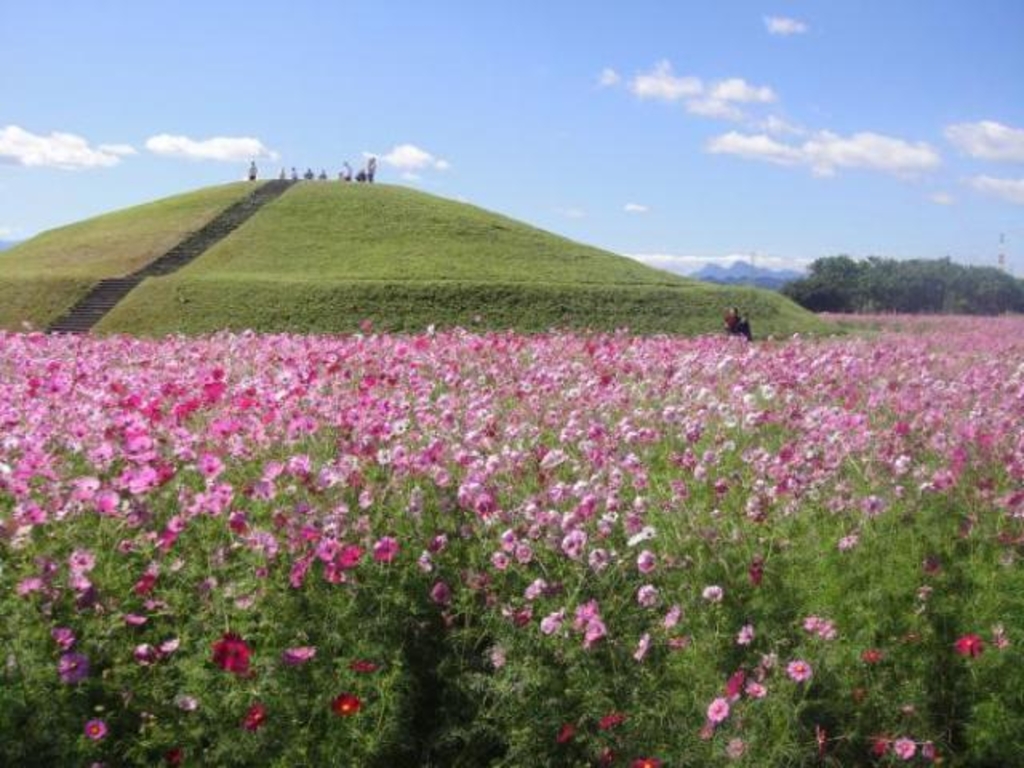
[98,183,828,336]
[0,183,260,329]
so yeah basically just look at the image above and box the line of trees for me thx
[783,256,1024,315]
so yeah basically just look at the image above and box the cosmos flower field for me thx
[2,317,1023,766]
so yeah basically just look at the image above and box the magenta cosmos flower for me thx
[954,633,985,658]
[58,652,90,684]
[372,536,400,563]
[84,718,108,741]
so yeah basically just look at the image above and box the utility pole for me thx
[998,232,1006,272]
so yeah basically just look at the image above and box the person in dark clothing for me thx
[248,161,258,181]
[724,307,752,341]
[367,156,377,183]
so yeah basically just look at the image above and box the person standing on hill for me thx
[248,161,258,181]
[367,156,377,183]
[342,161,353,181]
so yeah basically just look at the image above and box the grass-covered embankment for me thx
[0,183,261,329]
[99,183,827,336]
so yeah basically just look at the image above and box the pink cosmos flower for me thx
[786,659,813,683]
[583,617,607,649]
[702,585,724,603]
[636,549,657,574]
[372,536,400,564]
[633,632,652,662]
[706,697,730,725]
[893,737,916,761]
[430,580,452,605]
[663,604,682,630]
[726,738,746,759]
[745,681,767,699]
[524,578,548,601]
[51,626,76,650]
[736,624,755,646]
[282,646,317,665]
[84,718,108,741]
[637,584,659,608]
[68,549,96,574]
[540,609,565,635]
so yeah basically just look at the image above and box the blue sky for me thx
[2,1,1023,274]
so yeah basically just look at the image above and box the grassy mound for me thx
[2,181,829,336]
[0,183,261,329]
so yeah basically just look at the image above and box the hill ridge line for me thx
[47,179,296,334]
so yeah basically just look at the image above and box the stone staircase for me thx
[47,179,296,334]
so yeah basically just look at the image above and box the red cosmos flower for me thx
[556,722,576,744]
[632,759,662,768]
[870,736,891,757]
[242,702,267,731]
[212,632,252,675]
[165,748,184,766]
[348,659,379,673]
[598,712,627,730]
[134,571,158,596]
[861,648,885,664]
[337,544,364,570]
[955,633,985,658]
[725,669,746,700]
[748,556,764,587]
[331,692,362,716]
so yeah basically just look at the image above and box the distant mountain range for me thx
[0,240,19,251]
[691,261,804,290]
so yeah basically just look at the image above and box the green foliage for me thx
[784,255,1024,315]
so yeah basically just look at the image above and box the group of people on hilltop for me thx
[248,158,377,183]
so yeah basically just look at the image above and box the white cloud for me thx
[710,78,776,104]
[629,60,702,102]
[969,175,1024,205]
[98,143,137,157]
[707,131,803,165]
[628,252,811,275]
[624,202,649,213]
[146,134,278,162]
[379,143,449,172]
[707,130,941,177]
[945,121,1024,162]
[686,98,744,121]
[556,207,587,219]
[686,79,776,122]
[598,67,621,87]
[0,125,130,170]
[929,192,955,205]
[802,131,940,176]
[758,115,806,136]
[0,225,16,238]
[764,16,809,36]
